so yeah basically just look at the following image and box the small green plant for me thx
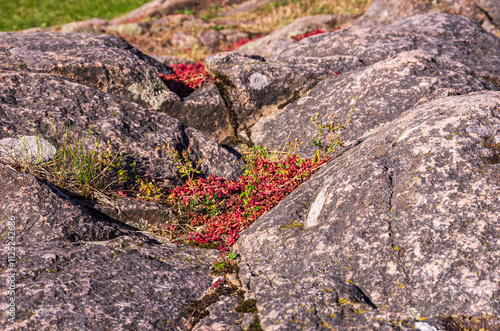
[214,260,225,270]
[0,118,126,202]
[228,252,237,260]
[136,177,164,201]
[166,143,202,183]
[310,109,353,161]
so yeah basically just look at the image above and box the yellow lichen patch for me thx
[323,322,336,330]
[280,219,305,230]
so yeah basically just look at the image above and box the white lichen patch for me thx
[249,73,270,90]
[0,136,56,165]
[305,187,327,228]
[10,47,43,58]
[396,122,426,144]
[386,260,398,275]
[415,322,438,331]
[423,260,446,283]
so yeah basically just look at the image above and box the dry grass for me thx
[213,0,370,33]
[115,0,370,61]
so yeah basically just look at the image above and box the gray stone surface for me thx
[252,50,498,158]
[78,197,175,231]
[0,136,56,165]
[0,32,178,111]
[193,296,242,331]
[234,91,500,330]
[277,13,500,80]
[250,13,500,158]
[0,70,243,186]
[474,0,500,27]
[0,166,220,330]
[236,14,351,58]
[0,235,218,330]
[60,18,109,34]
[353,0,488,29]
[0,166,133,245]
[206,52,321,144]
[167,82,235,145]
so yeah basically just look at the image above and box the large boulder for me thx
[0,167,133,244]
[1,237,217,330]
[0,32,178,111]
[0,166,220,329]
[277,13,500,79]
[167,82,236,145]
[250,13,500,158]
[234,91,500,330]
[0,70,243,186]
[252,50,498,158]
[236,14,351,59]
[205,52,323,144]
[352,0,491,30]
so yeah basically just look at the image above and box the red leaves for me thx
[159,62,214,97]
[229,35,264,51]
[169,153,329,250]
[293,29,325,42]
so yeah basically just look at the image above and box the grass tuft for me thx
[0,119,124,202]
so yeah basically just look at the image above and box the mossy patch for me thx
[248,314,263,331]
[235,299,258,313]
[185,284,239,327]
[440,314,499,331]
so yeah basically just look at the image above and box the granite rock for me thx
[0,70,243,185]
[0,32,179,111]
[235,91,500,330]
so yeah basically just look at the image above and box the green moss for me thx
[248,314,263,331]
[185,284,239,327]
[440,314,499,331]
[235,299,258,313]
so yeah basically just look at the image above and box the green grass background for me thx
[0,0,151,32]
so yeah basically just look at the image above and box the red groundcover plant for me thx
[166,147,328,250]
[159,62,213,97]
[228,35,264,51]
[293,29,325,42]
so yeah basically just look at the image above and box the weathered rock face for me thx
[78,197,174,231]
[474,0,500,27]
[236,14,352,59]
[0,166,220,329]
[0,166,132,244]
[250,13,500,158]
[353,0,490,30]
[167,82,235,144]
[205,52,323,144]
[0,70,243,185]
[0,235,218,330]
[252,50,498,158]
[0,136,57,165]
[60,18,109,34]
[0,32,179,111]
[234,91,500,330]
[277,13,500,78]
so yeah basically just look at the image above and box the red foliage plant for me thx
[292,29,325,42]
[229,35,265,51]
[167,148,328,251]
[159,62,214,97]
